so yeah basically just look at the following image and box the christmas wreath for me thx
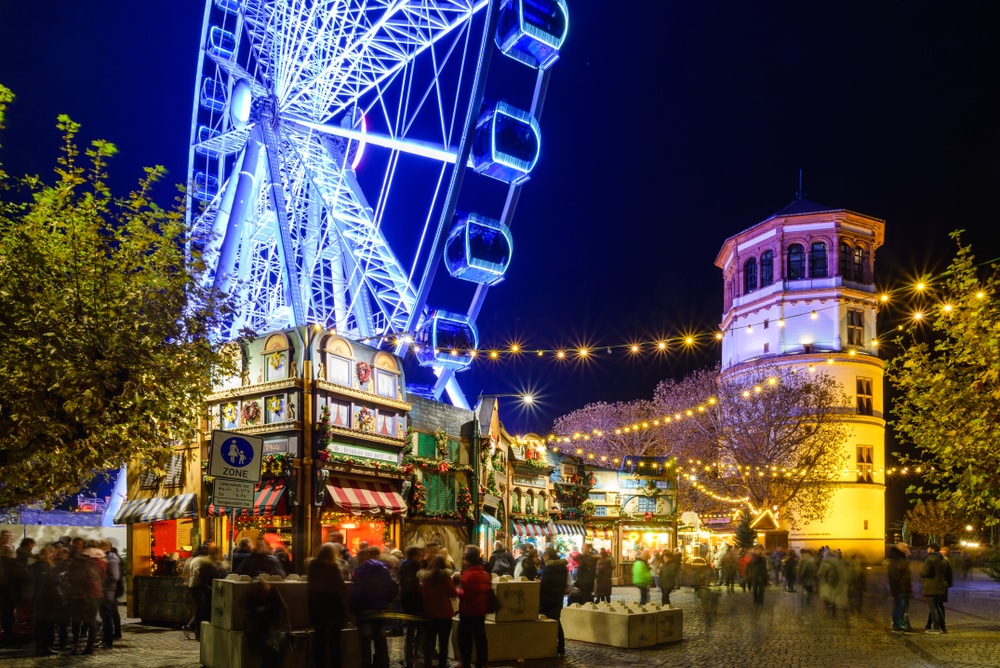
[356,361,371,385]
[241,401,261,425]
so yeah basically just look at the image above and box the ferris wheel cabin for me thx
[444,214,513,286]
[472,101,541,185]
[415,311,479,371]
[496,0,569,70]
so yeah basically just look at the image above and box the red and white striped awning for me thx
[325,476,407,516]
[586,526,615,541]
[510,520,554,538]
[206,478,287,517]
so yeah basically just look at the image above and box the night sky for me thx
[2,1,998,480]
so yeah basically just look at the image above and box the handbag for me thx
[486,588,501,614]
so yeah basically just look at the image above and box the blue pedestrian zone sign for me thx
[210,430,264,482]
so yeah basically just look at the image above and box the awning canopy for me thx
[586,526,615,541]
[510,519,554,538]
[114,493,198,524]
[325,476,406,515]
[552,521,586,537]
[206,478,287,517]
[479,511,501,530]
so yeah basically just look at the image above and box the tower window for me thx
[760,250,774,287]
[787,244,805,280]
[810,242,828,278]
[839,240,853,279]
[857,445,874,483]
[854,245,867,283]
[856,377,874,416]
[744,257,758,295]
[763,343,770,354]
[847,309,865,347]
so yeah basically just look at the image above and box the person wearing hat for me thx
[887,541,912,632]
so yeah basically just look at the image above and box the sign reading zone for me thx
[209,430,264,483]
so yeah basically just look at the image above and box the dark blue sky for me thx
[2,1,998,439]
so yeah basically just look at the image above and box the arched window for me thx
[809,242,828,278]
[839,240,853,279]
[854,245,866,282]
[787,244,805,280]
[743,257,758,295]
[760,250,774,287]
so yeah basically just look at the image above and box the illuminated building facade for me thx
[715,198,886,562]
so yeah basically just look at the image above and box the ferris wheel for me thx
[186,0,568,403]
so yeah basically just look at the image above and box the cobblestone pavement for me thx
[2,567,998,667]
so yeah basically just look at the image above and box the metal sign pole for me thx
[229,508,236,570]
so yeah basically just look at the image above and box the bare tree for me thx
[655,364,850,528]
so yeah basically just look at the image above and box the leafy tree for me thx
[655,364,849,528]
[0,86,241,508]
[903,500,963,545]
[886,234,1000,529]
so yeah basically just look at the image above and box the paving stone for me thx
[2,567,998,667]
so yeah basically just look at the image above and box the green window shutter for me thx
[425,472,440,513]
[448,439,460,462]
[418,433,435,458]
[444,474,456,511]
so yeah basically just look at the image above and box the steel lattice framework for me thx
[187,0,565,403]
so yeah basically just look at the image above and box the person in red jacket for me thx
[456,546,491,668]
[419,555,457,668]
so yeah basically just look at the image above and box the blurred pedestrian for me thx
[98,539,121,648]
[398,546,424,668]
[538,547,569,656]
[308,543,348,668]
[419,555,457,668]
[659,550,681,605]
[30,546,58,656]
[350,547,396,668]
[745,545,769,607]
[238,539,286,578]
[595,549,614,603]
[244,578,291,668]
[230,538,253,575]
[798,549,819,605]
[67,542,105,655]
[920,543,950,633]
[782,548,799,593]
[457,545,491,668]
[818,549,848,615]
[887,542,912,632]
[632,550,652,605]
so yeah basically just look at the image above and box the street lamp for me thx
[471,392,533,546]
[293,323,322,572]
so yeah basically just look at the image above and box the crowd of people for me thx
[0,529,123,656]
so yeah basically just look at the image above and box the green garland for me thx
[457,482,473,519]
[402,454,472,473]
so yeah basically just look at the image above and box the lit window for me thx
[810,242,828,278]
[636,496,657,513]
[847,309,865,347]
[744,257,758,295]
[856,377,874,416]
[839,240,853,279]
[760,250,774,287]
[857,445,874,483]
[854,245,867,282]
[787,244,806,280]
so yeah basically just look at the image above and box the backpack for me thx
[486,587,501,613]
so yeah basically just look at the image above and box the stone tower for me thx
[714,198,886,562]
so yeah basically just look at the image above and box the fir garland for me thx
[456,482,473,519]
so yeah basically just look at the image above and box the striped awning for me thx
[114,493,198,524]
[324,476,406,515]
[480,511,501,530]
[586,526,615,540]
[206,478,287,517]
[510,520,554,538]
[553,521,586,536]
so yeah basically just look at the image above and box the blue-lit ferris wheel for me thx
[186,0,568,405]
